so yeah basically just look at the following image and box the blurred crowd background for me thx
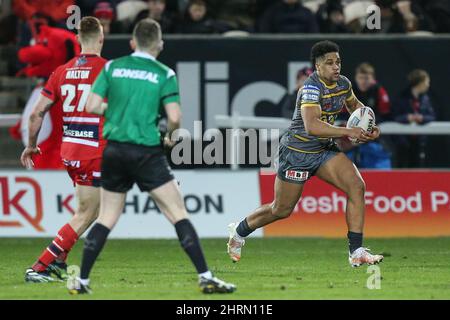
[1,0,450,39]
[0,0,448,170]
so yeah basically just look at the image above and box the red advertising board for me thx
[260,171,450,237]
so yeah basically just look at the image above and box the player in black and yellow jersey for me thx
[228,41,384,268]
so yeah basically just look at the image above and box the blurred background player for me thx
[70,18,235,295]
[392,69,436,167]
[227,41,384,268]
[21,16,107,282]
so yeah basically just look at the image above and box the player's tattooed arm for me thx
[345,90,365,113]
[28,95,54,148]
[20,95,54,168]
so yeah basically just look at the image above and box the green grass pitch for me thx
[1,237,449,299]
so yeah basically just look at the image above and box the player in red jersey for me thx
[20,17,107,283]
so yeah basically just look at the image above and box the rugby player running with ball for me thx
[227,41,384,268]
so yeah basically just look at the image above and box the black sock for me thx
[236,218,254,237]
[175,219,208,274]
[80,223,110,280]
[347,231,363,254]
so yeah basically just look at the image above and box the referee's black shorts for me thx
[101,140,174,193]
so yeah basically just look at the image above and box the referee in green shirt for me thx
[71,18,235,295]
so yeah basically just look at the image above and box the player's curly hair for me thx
[310,40,340,68]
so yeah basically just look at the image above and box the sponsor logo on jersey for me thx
[112,68,159,83]
[75,56,87,66]
[302,93,319,102]
[63,124,99,140]
[285,170,309,182]
[63,129,95,138]
[302,89,320,94]
[303,84,320,91]
[63,160,81,168]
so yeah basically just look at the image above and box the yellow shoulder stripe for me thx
[301,103,320,108]
[322,88,351,99]
[319,78,337,89]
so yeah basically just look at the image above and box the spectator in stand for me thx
[176,0,223,34]
[76,0,106,16]
[93,1,123,34]
[258,0,319,33]
[254,0,279,26]
[208,0,257,32]
[343,1,374,33]
[115,0,149,32]
[14,0,74,52]
[363,0,431,33]
[353,63,391,122]
[132,0,175,33]
[76,0,102,16]
[316,0,349,33]
[342,63,392,168]
[392,69,436,168]
[13,0,74,24]
[280,67,313,119]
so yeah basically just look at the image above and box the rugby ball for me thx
[346,106,376,144]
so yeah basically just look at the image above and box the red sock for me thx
[32,224,78,272]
